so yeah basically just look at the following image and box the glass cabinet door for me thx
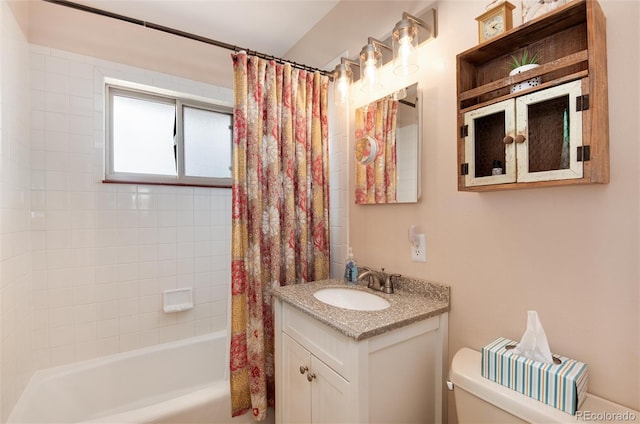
[463,80,584,188]
[515,80,583,183]
[463,99,516,187]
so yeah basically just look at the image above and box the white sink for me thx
[313,287,390,311]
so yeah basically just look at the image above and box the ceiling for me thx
[27,0,433,88]
[69,0,342,60]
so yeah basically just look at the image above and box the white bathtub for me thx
[8,331,271,424]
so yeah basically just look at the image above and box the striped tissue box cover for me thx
[481,337,589,415]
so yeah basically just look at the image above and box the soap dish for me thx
[163,288,193,313]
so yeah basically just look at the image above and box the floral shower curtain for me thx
[229,52,330,420]
[354,98,399,204]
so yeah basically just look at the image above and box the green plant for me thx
[508,49,539,70]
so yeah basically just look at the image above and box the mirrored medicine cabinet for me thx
[354,82,421,204]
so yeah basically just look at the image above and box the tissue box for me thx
[481,337,588,415]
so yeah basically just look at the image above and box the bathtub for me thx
[8,331,272,424]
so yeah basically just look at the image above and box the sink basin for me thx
[313,287,390,311]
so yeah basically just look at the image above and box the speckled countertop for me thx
[271,276,450,341]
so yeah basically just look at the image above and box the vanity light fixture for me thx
[333,58,360,105]
[392,11,437,76]
[359,37,391,95]
[393,13,423,76]
[331,8,437,105]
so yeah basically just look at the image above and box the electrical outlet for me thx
[411,234,426,262]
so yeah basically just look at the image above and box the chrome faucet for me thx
[357,267,400,294]
[357,267,383,290]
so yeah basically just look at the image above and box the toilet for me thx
[448,348,639,423]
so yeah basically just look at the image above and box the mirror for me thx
[354,83,421,204]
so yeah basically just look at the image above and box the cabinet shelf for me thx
[459,51,588,110]
[456,0,609,192]
[458,0,587,65]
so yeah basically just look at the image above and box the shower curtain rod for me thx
[43,0,334,78]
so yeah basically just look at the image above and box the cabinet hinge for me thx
[576,95,590,111]
[460,125,468,138]
[461,163,469,175]
[577,145,591,162]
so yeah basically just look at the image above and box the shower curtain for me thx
[354,98,399,204]
[229,52,330,420]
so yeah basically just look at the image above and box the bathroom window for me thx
[105,83,233,187]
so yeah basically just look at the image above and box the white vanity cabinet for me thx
[274,299,449,424]
[281,333,351,423]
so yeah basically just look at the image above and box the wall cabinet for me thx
[463,80,584,187]
[274,299,448,424]
[457,0,608,191]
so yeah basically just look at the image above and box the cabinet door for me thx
[515,80,583,183]
[281,333,312,423]
[463,99,516,187]
[310,355,351,424]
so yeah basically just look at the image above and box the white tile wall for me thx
[2,22,342,421]
[396,124,419,202]
[328,91,349,278]
[28,45,234,369]
[1,1,34,421]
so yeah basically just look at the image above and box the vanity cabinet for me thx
[274,300,448,424]
[281,333,351,423]
[457,0,608,191]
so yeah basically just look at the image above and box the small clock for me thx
[476,1,515,43]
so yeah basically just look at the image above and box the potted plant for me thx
[508,49,541,93]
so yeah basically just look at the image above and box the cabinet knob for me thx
[515,134,526,144]
[503,135,514,144]
[299,365,308,375]
[307,372,316,382]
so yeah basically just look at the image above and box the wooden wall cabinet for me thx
[456,0,608,191]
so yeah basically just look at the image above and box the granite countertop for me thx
[271,276,450,341]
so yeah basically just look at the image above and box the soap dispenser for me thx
[344,247,358,285]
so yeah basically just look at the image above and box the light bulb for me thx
[363,59,376,82]
[336,75,350,104]
[360,44,382,94]
[393,18,419,76]
[332,62,353,105]
[396,37,415,74]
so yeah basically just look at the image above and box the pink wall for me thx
[348,0,639,415]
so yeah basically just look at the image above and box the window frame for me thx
[105,81,233,188]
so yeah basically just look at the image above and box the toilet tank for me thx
[449,348,639,424]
